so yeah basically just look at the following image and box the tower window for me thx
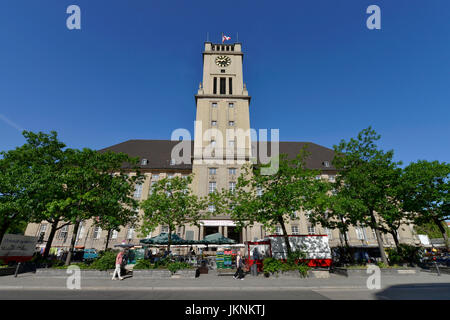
[229,102,234,108]
[220,78,226,94]
[211,102,217,108]
[228,121,235,127]
[220,69,225,73]
[229,78,233,95]
[213,77,217,94]
[211,120,217,126]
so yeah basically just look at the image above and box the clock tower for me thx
[192,42,252,221]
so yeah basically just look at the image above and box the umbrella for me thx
[140,233,193,245]
[201,233,236,245]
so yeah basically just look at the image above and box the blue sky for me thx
[0,0,449,165]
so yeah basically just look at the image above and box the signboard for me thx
[0,234,38,263]
[200,220,236,227]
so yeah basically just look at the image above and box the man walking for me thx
[233,251,245,280]
[112,249,125,281]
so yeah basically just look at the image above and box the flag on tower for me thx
[222,34,231,43]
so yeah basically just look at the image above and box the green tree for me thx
[401,160,450,250]
[225,148,328,255]
[90,167,143,251]
[0,131,69,254]
[333,127,403,264]
[140,175,208,251]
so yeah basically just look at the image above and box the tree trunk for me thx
[105,229,111,251]
[434,218,449,251]
[0,222,10,246]
[371,211,388,265]
[65,220,80,266]
[43,220,59,258]
[391,231,399,249]
[167,227,172,253]
[278,217,291,257]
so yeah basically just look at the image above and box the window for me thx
[211,121,217,126]
[213,77,217,94]
[167,174,174,179]
[228,121,235,127]
[134,183,143,199]
[209,168,217,175]
[307,224,316,235]
[328,175,335,182]
[323,161,330,168]
[209,181,217,193]
[141,158,148,165]
[211,102,217,108]
[275,226,282,235]
[229,182,236,193]
[58,225,68,240]
[228,140,235,148]
[229,78,233,94]
[170,159,176,165]
[111,230,118,239]
[210,140,216,147]
[257,187,263,197]
[229,102,234,108]
[149,181,157,195]
[152,174,159,180]
[220,69,225,73]
[355,227,365,240]
[127,228,134,240]
[76,223,85,240]
[220,77,226,94]
[291,226,299,235]
[93,226,102,240]
[229,168,236,175]
[161,226,169,233]
[208,205,216,212]
[324,228,333,239]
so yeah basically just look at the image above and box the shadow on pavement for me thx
[375,283,450,300]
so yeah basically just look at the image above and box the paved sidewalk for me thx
[1,271,449,291]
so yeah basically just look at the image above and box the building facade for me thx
[25,42,420,253]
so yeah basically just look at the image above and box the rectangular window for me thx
[167,174,174,179]
[229,168,236,175]
[212,102,217,108]
[161,226,169,233]
[127,228,134,240]
[58,225,68,240]
[356,227,365,240]
[211,121,217,126]
[275,226,282,235]
[229,102,234,108]
[229,78,233,94]
[186,231,194,241]
[220,77,226,94]
[228,140,235,148]
[324,228,333,240]
[93,226,102,240]
[76,223,85,241]
[229,182,236,193]
[213,77,217,94]
[149,181,157,195]
[209,181,217,193]
[291,226,299,235]
[152,174,159,180]
[307,224,316,235]
[228,121,235,127]
[208,205,216,212]
[134,183,143,199]
[111,230,118,239]
[209,168,217,175]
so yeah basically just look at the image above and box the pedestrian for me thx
[233,251,245,280]
[112,249,125,281]
[251,248,260,276]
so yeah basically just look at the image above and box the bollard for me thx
[14,262,21,278]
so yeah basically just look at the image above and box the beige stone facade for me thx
[24,42,420,254]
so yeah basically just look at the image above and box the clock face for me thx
[215,55,231,67]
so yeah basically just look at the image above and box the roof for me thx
[99,139,336,171]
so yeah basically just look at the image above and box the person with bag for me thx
[233,251,245,280]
